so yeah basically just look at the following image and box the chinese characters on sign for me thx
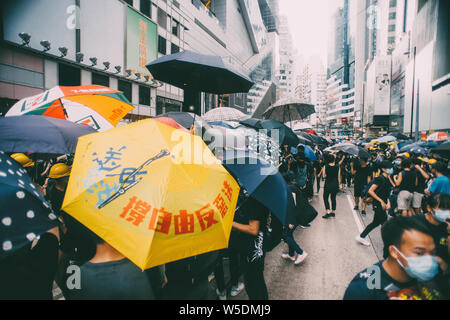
[138,19,147,70]
[119,180,235,235]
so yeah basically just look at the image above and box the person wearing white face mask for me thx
[413,193,450,277]
[344,216,446,300]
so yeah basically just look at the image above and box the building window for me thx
[118,80,132,103]
[139,85,151,106]
[389,12,396,20]
[388,24,396,32]
[92,72,110,87]
[389,0,397,7]
[140,0,151,17]
[172,19,180,37]
[157,8,167,29]
[123,0,133,6]
[158,36,167,54]
[171,43,180,54]
[58,64,80,86]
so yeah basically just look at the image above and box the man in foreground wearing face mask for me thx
[344,216,446,300]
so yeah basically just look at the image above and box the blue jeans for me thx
[283,228,303,257]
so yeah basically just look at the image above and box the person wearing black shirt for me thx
[351,157,372,215]
[412,159,430,214]
[344,216,446,300]
[356,161,395,246]
[395,159,417,217]
[231,193,269,300]
[319,153,341,219]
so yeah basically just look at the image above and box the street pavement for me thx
[225,180,384,300]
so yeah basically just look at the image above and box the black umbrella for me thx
[240,119,299,147]
[220,150,295,225]
[0,152,59,259]
[431,141,450,158]
[146,51,254,94]
[388,132,410,140]
[295,132,315,147]
[262,98,315,123]
[0,115,96,155]
[325,143,370,158]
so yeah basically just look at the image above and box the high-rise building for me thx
[326,0,356,138]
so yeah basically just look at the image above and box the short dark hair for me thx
[297,145,305,152]
[433,161,446,173]
[381,216,434,259]
[326,153,335,163]
[402,159,411,168]
[427,193,450,210]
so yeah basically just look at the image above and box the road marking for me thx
[347,194,364,234]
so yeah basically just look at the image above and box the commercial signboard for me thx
[2,0,76,61]
[373,56,391,116]
[126,7,158,79]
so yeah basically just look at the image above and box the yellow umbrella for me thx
[62,119,239,269]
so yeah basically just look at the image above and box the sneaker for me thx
[230,282,245,297]
[322,213,331,219]
[354,206,359,211]
[282,253,296,261]
[355,236,371,246]
[329,213,336,218]
[361,210,366,215]
[294,252,308,265]
[299,223,311,229]
[216,288,227,300]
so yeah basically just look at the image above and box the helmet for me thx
[428,159,437,165]
[49,163,71,179]
[11,153,34,167]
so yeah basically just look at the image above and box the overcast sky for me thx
[278,0,343,67]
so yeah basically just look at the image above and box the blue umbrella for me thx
[0,115,96,155]
[220,150,295,225]
[0,152,58,259]
[297,144,317,161]
[410,146,426,155]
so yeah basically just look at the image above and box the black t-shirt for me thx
[399,170,416,193]
[230,196,269,262]
[344,261,445,300]
[414,168,428,193]
[354,162,372,186]
[324,165,339,190]
[372,175,391,205]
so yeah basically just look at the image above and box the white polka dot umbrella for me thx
[0,152,58,259]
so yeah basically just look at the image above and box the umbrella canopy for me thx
[410,146,426,155]
[262,98,315,123]
[431,141,450,158]
[146,51,254,94]
[0,115,96,155]
[388,132,410,140]
[297,144,317,161]
[304,128,318,135]
[203,107,250,122]
[207,121,243,130]
[0,152,59,259]
[154,112,208,130]
[325,143,370,158]
[62,119,239,270]
[373,135,397,144]
[427,132,450,142]
[240,118,299,147]
[153,117,189,132]
[6,85,133,132]
[220,150,295,225]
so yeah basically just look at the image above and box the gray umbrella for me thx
[262,98,315,124]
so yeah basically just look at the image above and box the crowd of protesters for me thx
[1,132,449,300]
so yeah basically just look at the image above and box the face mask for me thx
[393,246,439,282]
[394,160,401,166]
[434,209,450,223]
[386,168,394,175]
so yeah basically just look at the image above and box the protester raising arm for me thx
[232,220,260,236]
